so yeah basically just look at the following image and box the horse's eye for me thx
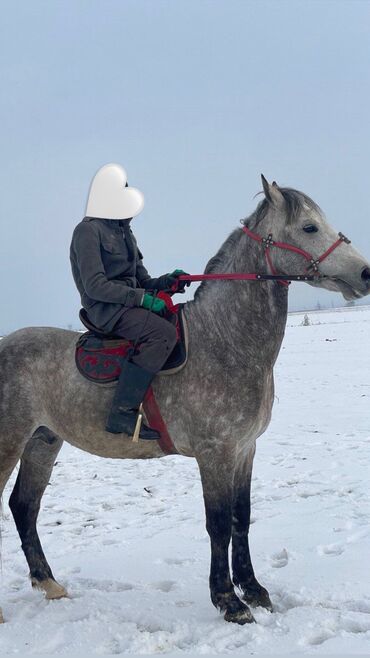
[303,224,318,233]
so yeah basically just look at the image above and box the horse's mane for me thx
[246,187,321,227]
[203,230,240,276]
[199,188,321,281]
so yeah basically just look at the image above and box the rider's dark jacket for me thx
[70,217,159,333]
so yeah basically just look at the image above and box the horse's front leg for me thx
[231,444,272,611]
[197,453,255,625]
[9,427,67,600]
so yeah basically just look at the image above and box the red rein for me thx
[176,226,351,289]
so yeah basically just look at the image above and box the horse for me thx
[1,176,369,626]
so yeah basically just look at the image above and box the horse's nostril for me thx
[361,267,370,282]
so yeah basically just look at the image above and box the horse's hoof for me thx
[224,606,255,625]
[245,591,273,612]
[32,578,69,600]
[45,581,69,600]
[242,584,273,611]
[0,607,4,624]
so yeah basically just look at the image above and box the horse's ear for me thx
[261,174,271,201]
[261,175,284,209]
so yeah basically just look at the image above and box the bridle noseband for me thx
[242,225,351,287]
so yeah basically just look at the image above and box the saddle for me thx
[75,293,188,385]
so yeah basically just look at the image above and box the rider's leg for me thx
[113,307,177,372]
[105,309,177,438]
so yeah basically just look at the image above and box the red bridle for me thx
[176,226,351,288]
[241,225,351,287]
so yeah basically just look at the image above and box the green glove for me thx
[156,269,190,292]
[141,293,166,315]
[171,269,190,292]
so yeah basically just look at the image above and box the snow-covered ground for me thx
[1,307,370,655]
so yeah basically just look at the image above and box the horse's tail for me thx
[0,494,3,574]
[0,500,2,622]
[0,495,3,623]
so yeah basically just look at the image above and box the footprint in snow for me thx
[305,627,335,646]
[74,577,134,592]
[271,548,289,568]
[150,580,177,592]
[162,556,196,566]
[175,600,194,608]
[341,616,370,634]
[317,543,344,556]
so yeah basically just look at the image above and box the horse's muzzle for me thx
[360,267,370,295]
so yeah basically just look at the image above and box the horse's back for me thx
[1,325,78,350]
[0,326,78,368]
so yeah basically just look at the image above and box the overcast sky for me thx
[1,0,370,334]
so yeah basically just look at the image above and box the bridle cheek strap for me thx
[242,225,351,286]
[264,247,289,287]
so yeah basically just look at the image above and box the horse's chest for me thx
[161,367,274,452]
[237,367,276,441]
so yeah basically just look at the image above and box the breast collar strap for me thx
[242,225,351,287]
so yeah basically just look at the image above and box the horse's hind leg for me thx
[231,444,272,611]
[0,425,32,622]
[197,452,255,625]
[8,426,68,600]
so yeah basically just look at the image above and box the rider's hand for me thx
[141,293,166,315]
[157,269,190,293]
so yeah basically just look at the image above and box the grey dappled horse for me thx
[1,178,369,625]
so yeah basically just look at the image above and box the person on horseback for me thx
[70,163,189,440]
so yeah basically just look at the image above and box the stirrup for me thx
[132,404,144,442]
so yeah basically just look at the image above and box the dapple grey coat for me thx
[70,217,160,332]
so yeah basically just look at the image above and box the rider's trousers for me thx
[112,307,177,373]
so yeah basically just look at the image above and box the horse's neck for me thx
[185,227,288,367]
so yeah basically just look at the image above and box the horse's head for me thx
[253,175,370,300]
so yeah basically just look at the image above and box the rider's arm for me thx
[136,256,161,291]
[137,259,189,292]
[71,223,145,307]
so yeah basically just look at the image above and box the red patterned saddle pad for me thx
[75,338,133,383]
[75,299,187,384]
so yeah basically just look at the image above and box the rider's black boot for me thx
[105,360,160,440]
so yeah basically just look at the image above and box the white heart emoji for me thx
[85,163,145,220]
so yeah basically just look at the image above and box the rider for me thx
[70,163,189,440]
